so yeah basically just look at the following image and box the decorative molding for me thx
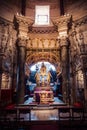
[69,16,87,38]
[14,15,34,27]
[17,37,29,47]
[0,16,13,26]
[14,15,33,42]
[69,23,87,58]
[80,55,87,69]
[29,26,58,34]
[0,17,17,75]
[53,15,71,28]
[26,51,60,67]
[70,48,82,71]
[53,15,72,43]
[74,15,87,28]
[26,38,60,49]
[79,44,87,55]
[58,36,69,47]
[14,15,34,38]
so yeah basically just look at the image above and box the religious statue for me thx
[35,62,52,87]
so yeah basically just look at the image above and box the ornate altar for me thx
[33,63,54,104]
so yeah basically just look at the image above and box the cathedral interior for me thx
[0,0,87,130]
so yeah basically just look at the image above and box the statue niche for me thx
[33,63,54,104]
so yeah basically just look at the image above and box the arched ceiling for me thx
[26,36,60,67]
[26,50,60,67]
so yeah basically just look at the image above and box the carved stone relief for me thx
[0,18,17,90]
[27,38,60,49]
[70,17,87,72]
[26,51,60,67]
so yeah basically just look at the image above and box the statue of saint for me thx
[35,62,51,87]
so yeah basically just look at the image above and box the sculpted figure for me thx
[35,62,51,86]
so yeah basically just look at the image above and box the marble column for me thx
[53,15,71,104]
[14,15,33,104]
[60,36,70,103]
[16,38,26,104]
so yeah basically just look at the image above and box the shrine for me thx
[33,63,54,104]
[0,1,87,129]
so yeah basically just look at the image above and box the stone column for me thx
[60,36,70,103]
[53,15,71,104]
[16,38,27,104]
[14,15,33,104]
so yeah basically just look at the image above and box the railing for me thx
[0,104,87,121]
[58,105,84,120]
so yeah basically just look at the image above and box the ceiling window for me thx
[35,5,50,25]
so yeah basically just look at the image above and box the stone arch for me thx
[26,51,61,70]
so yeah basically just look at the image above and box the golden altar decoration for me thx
[33,63,54,104]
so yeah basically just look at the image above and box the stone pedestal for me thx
[34,87,54,104]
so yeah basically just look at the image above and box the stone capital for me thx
[53,15,71,33]
[58,36,69,47]
[14,14,34,27]
[14,15,34,38]
[17,37,29,48]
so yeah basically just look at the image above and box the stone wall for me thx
[0,0,87,22]
[64,0,87,21]
[0,0,21,22]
